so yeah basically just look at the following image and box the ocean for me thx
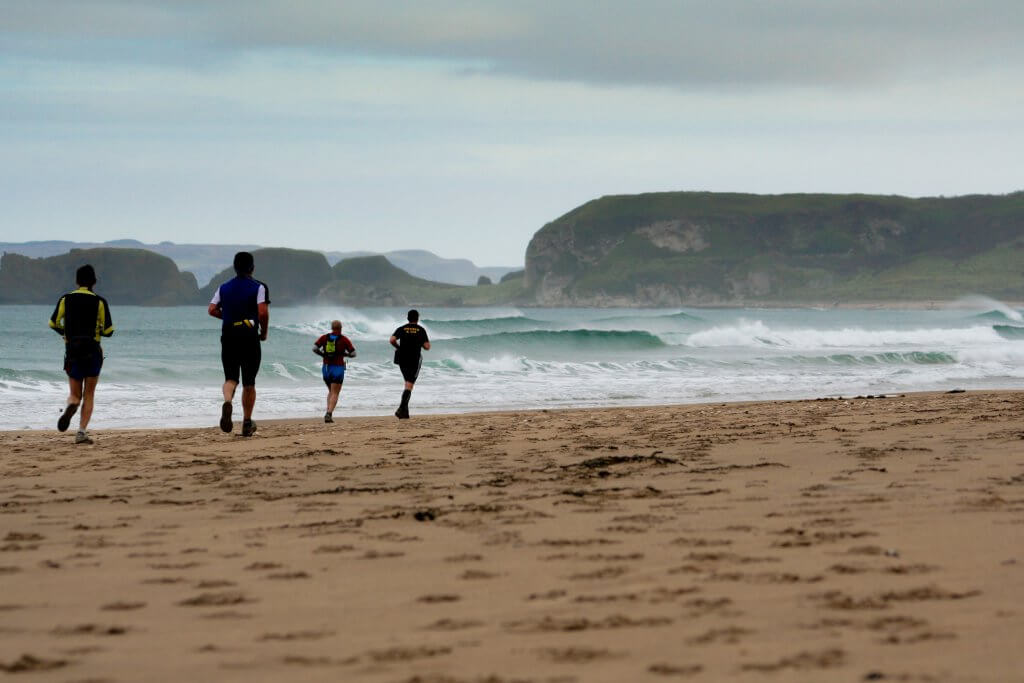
[2,301,1023,430]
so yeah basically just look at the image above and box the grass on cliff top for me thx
[542,191,1024,264]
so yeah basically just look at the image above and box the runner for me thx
[48,264,114,444]
[313,320,356,423]
[389,309,430,419]
[207,252,270,437]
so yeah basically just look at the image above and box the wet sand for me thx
[1,391,1022,682]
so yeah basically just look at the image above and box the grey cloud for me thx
[2,0,1022,86]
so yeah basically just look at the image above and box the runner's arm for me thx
[207,288,222,319]
[98,299,114,337]
[258,302,269,341]
[49,296,66,335]
[389,335,399,349]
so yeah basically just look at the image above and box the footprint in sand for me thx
[526,589,566,601]
[265,571,310,580]
[0,654,69,673]
[177,591,253,607]
[505,614,673,633]
[258,630,334,641]
[141,577,187,585]
[243,562,282,571]
[101,601,146,611]
[51,624,129,636]
[360,550,404,559]
[459,569,500,580]
[686,626,752,644]
[422,618,484,631]
[363,645,452,663]
[312,544,355,554]
[648,662,703,677]
[567,566,629,581]
[536,646,621,663]
[417,594,461,604]
[741,648,846,672]
[199,611,253,620]
[280,655,350,667]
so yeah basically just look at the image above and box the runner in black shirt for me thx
[49,264,114,444]
[389,309,430,419]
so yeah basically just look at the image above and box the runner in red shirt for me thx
[313,320,356,423]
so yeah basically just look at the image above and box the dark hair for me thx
[407,309,419,323]
[76,264,97,287]
[233,251,255,275]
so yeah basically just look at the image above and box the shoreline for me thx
[4,299,1022,310]
[2,390,1023,680]
[4,388,1012,434]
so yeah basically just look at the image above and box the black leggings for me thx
[221,333,261,386]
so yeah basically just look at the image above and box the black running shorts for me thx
[221,331,261,386]
[399,356,422,384]
[64,338,103,380]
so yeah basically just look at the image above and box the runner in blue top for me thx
[207,252,270,436]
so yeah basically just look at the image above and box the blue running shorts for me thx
[322,364,346,386]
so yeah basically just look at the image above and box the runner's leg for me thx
[242,385,256,420]
[58,376,83,431]
[67,376,83,407]
[80,376,98,430]
[327,384,341,413]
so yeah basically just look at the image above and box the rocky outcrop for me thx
[523,191,1024,304]
[0,248,201,305]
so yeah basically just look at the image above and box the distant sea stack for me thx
[322,255,472,306]
[0,248,201,305]
[524,191,1024,305]
[320,255,529,307]
[200,247,334,305]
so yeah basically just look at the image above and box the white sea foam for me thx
[3,305,1023,429]
[685,320,1005,349]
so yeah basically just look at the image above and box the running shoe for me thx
[241,419,257,437]
[75,430,93,445]
[57,402,79,432]
[219,401,233,433]
[324,412,333,423]
[394,407,409,420]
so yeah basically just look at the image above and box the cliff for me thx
[0,248,201,305]
[200,248,334,305]
[524,191,1024,305]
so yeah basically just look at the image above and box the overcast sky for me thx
[2,1,1022,265]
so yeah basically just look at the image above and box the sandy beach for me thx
[1,391,1022,682]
